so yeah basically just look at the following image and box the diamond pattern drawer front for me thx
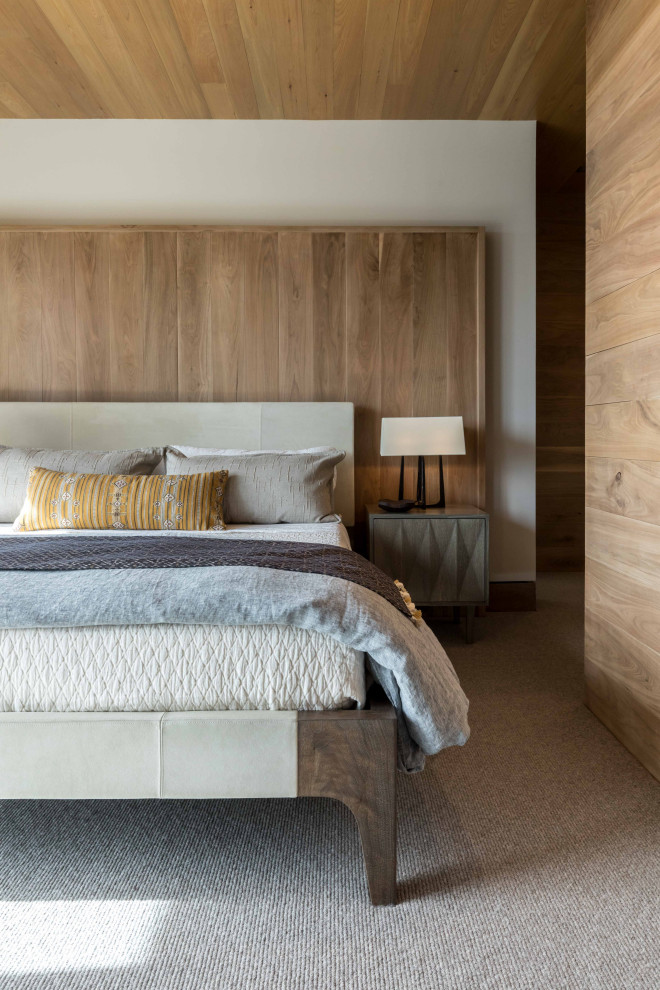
[371,516,487,605]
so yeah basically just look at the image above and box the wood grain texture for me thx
[586,507,660,594]
[144,232,178,400]
[379,232,413,499]
[586,267,660,355]
[234,0,283,117]
[536,180,585,572]
[312,232,345,400]
[584,0,660,782]
[202,0,259,117]
[302,0,333,119]
[108,232,144,400]
[298,697,398,906]
[381,0,434,119]
[586,400,660,461]
[586,456,660,526]
[211,230,244,401]
[412,232,447,504]
[40,232,76,400]
[241,232,279,400]
[177,232,211,400]
[74,232,110,400]
[585,608,660,782]
[0,0,585,190]
[586,332,660,405]
[346,232,381,529]
[169,0,225,85]
[586,556,660,659]
[7,233,42,401]
[446,232,481,507]
[278,231,314,400]
[356,0,400,119]
[332,0,368,119]
[0,225,484,534]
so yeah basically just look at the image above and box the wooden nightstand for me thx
[366,504,489,643]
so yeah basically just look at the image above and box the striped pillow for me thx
[14,467,228,532]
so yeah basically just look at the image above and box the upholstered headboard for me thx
[0,402,355,526]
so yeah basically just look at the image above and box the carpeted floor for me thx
[1,574,658,989]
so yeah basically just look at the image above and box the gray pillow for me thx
[0,447,164,523]
[165,446,345,524]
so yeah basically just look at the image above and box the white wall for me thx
[0,119,536,580]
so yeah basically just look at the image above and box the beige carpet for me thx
[1,574,658,989]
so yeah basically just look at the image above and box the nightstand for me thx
[366,504,489,643]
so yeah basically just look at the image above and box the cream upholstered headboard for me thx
[0,402,355,526]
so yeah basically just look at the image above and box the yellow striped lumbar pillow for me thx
[14,467,228,532]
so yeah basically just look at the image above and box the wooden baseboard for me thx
[487,581,537,611]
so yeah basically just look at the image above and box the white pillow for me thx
[165,446,345,524]
[0,447,164,523]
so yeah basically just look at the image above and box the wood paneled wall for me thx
[586,0,660,779]
[536,174,585,571]
[0,226,485,536]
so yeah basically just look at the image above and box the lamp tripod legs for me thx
[396,455,447,510]
[418,455,446,510]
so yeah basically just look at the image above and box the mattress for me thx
[0,522,366,713]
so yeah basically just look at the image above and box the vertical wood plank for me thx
[7,233,41,401]
[108,233,144,400]
[313,232,346,400]
[268,0,308,118]
[202,0,260,118]
[413,233,447,414]
[333,0,368,118]
[0,225,485,552]
[234,0,284,117]
[346,233,380,532]
[278,231,314,401]
[177,232,212,401]
[144,232,178,400]
[75,232,110,401]
[211,230,244,401]
[412,232,447,502]
[380,232,413,499]
[303,0,334,118]
[356,0,401,119]
[169,0,225,84]
[240,232,279,400]
[446,231,479,505]
[40,233,76,401]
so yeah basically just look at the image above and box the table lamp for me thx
[379,416,466,510]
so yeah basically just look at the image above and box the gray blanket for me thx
[0,537,470,771]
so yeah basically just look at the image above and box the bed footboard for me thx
[0,698,398,906]
[297,695,398,906]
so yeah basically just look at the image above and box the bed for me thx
[0,401,469,905]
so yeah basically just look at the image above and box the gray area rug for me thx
[0,575,658,989]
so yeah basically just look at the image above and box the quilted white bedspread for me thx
[0,522,366,713]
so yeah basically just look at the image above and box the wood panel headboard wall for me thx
[0,226,485,532]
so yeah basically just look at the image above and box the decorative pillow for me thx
[14,467,228,532]
[0,446,164,523]
[164,447,345,524]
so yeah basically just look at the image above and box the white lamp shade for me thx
[380,416,466,456]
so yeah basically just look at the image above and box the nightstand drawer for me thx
[371,516,487,604]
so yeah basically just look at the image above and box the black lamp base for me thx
[397,454,445,509]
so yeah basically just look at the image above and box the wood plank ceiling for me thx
[0,0,584,190]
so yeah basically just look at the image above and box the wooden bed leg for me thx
[297,702,397,906]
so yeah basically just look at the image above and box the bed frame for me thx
[0,401,397,906]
